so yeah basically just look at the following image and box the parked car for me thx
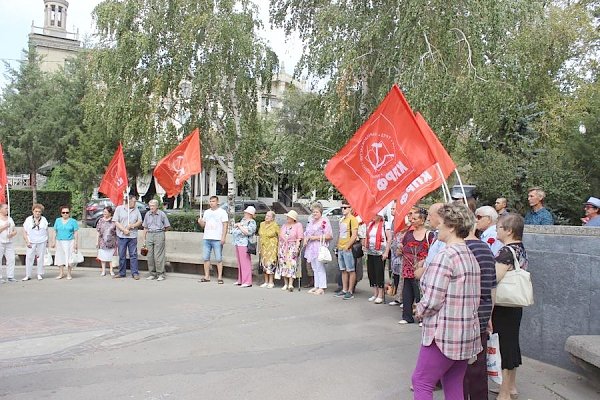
[323,207,342,219]
[84,198,150,227]
[220,200,271,216]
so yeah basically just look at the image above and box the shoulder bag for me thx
[495,246,534,307]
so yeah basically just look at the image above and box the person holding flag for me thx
[113,194,143,280]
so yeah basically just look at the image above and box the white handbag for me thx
[317,236,332,263]
[495,246,534,307]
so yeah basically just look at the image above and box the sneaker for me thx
[334,291,346,298]
[343,292,354,300]
[259,283,268,288]
[133,275,140,280]
[146,275,157,280]
[334,287,343,294]
[37,275,43,280]
[110,271,115,276]
[368,295,376,302]
[418,322,423,327]
[374,297,383,304]
[388,301,400,306]
[281,285,288,290]
[233,282,241,286]
[240,283,252,288]
[267,283,274,289]
[22,276,31,281]
[7,278,16,282]
[101,272,106,277]
[398,320,409,324]
[156,276,165,281]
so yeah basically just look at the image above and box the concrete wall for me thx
[521,225,600,371]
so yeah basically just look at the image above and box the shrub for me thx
[9,190,72,225]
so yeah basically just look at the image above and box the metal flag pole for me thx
[434,163,451,203]
[454,169,469,207]
[6,183,10,218]
[199,171,204,218]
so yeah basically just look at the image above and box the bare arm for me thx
[495,262,511,283]
[382,230,392,260]
[221,221,227,244]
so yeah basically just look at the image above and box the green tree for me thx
[90,0,278,222]
[0,47,73,204]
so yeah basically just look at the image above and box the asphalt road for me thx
[0,266,598,400]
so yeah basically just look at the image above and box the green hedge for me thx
[166,211,266,233]
[9,190,72,225]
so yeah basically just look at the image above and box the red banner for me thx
[325,85,437,221]
[0,144,8,203]
[99,143,128,206]
[153,128,201,198]
[415,112,456,178]
[393,114,457,232]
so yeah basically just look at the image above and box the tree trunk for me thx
[30,170,37,205]
[226,157,236,229]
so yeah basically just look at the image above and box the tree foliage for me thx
[90,0,278,222]
[271,0,600,223]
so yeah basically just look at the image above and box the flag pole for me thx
[454,169,469,207]
[6,183,10,218]
[434,163,451,202]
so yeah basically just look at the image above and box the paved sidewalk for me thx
[0,266,598,400]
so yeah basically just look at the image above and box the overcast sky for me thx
[0,0,301,88]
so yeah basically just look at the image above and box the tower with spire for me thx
[28,0,82,72]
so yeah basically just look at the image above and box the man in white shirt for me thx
[475,205,503,256]
[0,204,17,282]
[113,195,143,279]
[197,196,229,284]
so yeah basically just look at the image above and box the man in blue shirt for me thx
[583,197,600,227]
[524,187,553,225]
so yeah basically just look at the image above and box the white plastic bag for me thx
[44,249,53,266]
[487,333,503,385]
[70,251,84,267]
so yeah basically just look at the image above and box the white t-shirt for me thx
[23,215,49,244]
[0,216,15,244]
[203,208,229,240]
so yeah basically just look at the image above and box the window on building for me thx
[50,5,56,26]
[57,6,62,27]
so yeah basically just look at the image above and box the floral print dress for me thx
[258,221,280,274]
[277,222,303,278]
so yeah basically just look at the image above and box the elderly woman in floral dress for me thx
[258,211,280,288]
[277,210,303,291]
[303,202,333,295]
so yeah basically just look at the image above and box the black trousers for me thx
[402,277,420,322]
[367,254,385,288]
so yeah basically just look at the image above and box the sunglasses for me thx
[341,206,350,209]
[61,211,70,214]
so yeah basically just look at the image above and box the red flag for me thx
[153,128,201,197]
[325,85,437,221]
[392,114,457,232]
[99,143,128,206]
[0,144,8,203]
[415,112,456,178]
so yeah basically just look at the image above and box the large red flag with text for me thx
[393,114,457,232]
[0,144,8,203]
[153,128,201,198]
[99,143,128,206]
[325,85,437,222]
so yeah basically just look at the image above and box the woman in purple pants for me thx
[411,203,482,400]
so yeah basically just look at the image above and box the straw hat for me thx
[285,210,299,221]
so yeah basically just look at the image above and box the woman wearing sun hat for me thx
[232,206,257,287]
[277,210,304,291]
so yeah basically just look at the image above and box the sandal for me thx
[217,279,224,284]
[199,278,211,283]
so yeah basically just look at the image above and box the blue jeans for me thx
[203,239,223,262]
[118,237,139,277]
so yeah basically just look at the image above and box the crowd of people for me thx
[0,188,598,399]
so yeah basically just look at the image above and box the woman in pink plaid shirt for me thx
[411,203,482,400]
